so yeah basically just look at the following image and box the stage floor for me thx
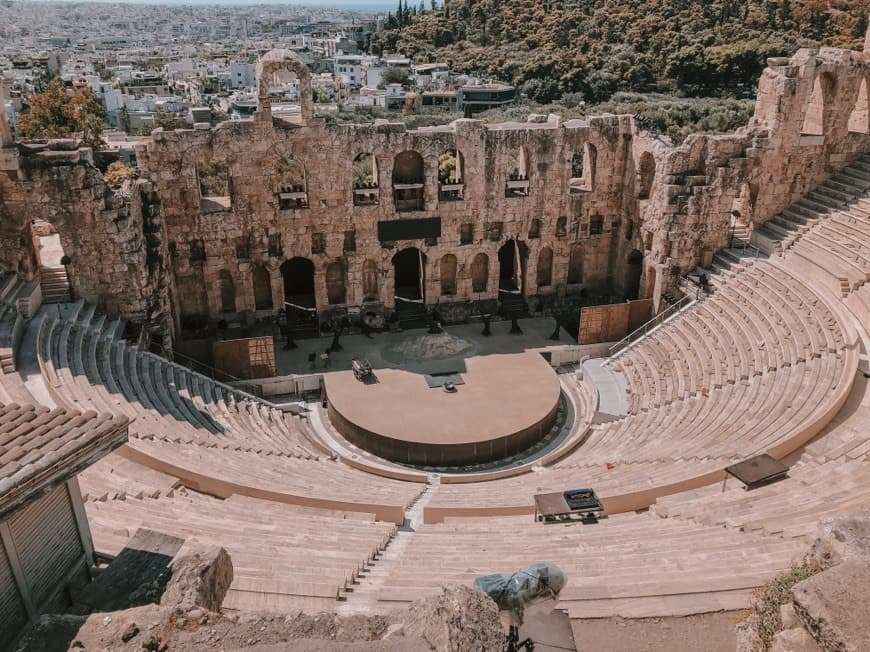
[283,318,571,465]
[325,351,560,455]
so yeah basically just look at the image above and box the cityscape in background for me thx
[0,0,516,164]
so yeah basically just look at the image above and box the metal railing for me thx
[608,294,696,358]
[152,339,263,397]
[729,239,763,259]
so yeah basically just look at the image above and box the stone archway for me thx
[497,239,527,293]
[218,270,235,313]
[626,249,644,300]
[362,259,379,302]
[567,243,584,285]
[392,247,425,302]
[255,49,314,124]
[536,247,553,288]
[280,257,316,309]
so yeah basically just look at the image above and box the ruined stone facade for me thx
[0,40,868,340]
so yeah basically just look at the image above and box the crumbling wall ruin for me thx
[0,38,868,340]
[641,43,870,300]
[0,139,172,344]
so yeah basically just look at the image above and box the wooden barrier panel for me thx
[212,336,276,379]
[578,300,652,344]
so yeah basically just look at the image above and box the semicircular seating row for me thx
[36,304,426,516]
[642,176,870,543]
[609,259,849,414]
[366,195,870,619]
[27,302,430,609]
[11,169,869,620]
[421,257,859,524]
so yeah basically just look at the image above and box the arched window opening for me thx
[569,143,596,192]
[471,253,489,293]
[802,72,835,137]
[536,247,553,288]
[326,261,346,305]
[637,152,655,200]
[277,156,308,209]
[255,50,314,124]
[438,149,464,201]
[353,153,379,206]
[460,223,474,245]
[362,259,379,302]
[848,77,870,134]
[197,161,231,212]
[528,218,542,239]
[393,151,425,212]
[440,254,458,296]
[505,147,529,197]
[252,266,273,310]
[589,215,604,236]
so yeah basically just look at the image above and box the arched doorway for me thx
[280,257,316,309]
[626,250,643,300]
[498,239,527,293]
[392,247,425,302]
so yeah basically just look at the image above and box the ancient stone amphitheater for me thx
[2,36,870,647]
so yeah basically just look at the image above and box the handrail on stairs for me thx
[608,292,696,358]
[729,240,762,259]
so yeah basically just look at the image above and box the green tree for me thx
[18,80,106,149]
[381,67,412,87]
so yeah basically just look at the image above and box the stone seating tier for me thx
[85,490,397,611]
[369,512,805,619]
[37,306,423,524]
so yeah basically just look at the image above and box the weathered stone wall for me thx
[1,39,868,340]
[137,107,637,334]
[0,144,172,343]
[0,147,39,278]
[640,45,870,300]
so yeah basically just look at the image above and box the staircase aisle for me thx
[40,265,72,304]
[336,479,440,615]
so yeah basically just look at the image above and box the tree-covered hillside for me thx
[370,0,869,102]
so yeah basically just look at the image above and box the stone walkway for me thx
[273,316,568,377]
[582,357,629,417]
